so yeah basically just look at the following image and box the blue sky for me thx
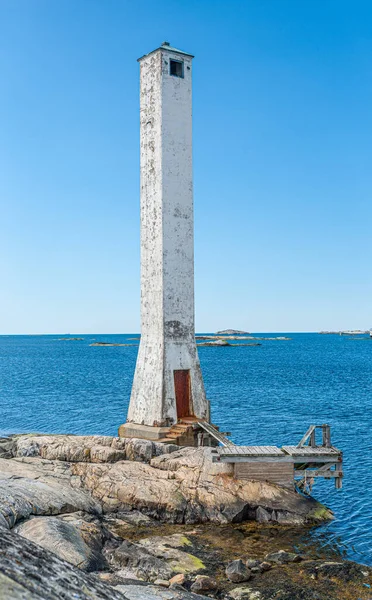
[1,0,371,334]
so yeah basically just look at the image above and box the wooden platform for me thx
[218,445,285,457]
[282,445,341,457]
[211,424,343,490]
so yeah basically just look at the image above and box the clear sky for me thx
[1,0,371,334]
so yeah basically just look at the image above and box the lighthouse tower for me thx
[119,42,209,442]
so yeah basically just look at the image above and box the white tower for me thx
[119,42,208,441]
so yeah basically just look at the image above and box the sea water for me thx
[0,333,371,564]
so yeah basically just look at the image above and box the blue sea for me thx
[0,333,371,565]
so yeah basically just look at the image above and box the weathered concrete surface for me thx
[118,424,172,442]
[127,43,208,429]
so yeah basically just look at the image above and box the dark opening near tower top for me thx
[170,59,184,78]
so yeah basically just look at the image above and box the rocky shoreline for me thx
[0,434,370,599]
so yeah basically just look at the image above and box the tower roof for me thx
[137,41,194,62]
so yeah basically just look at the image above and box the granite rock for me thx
[0,525,126,599]
[15,513,106,571]
[228,588,262,600]
[264,550,303,564]
[0,435,333,528]
[71,446,332,525]
[0,457,100,528]
[114,583,211,599]
[225,560,251,583]
[104,534,205,583]
[190,575,218,592]
[8,434,178,464]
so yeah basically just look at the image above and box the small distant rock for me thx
[228,587,261,600]
[154,579,170,587]
[304,560,368,582]
[226,559,251,582]
[190,575,218,592]
[216,330,249,335]
[258,561,272,571]
[90,342,134,347]
[256,506,272,523]
[245,559,260,569]
[264,550,303,564]
[169,573,186,586]
[198,339,230,347]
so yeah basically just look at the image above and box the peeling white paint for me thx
[127,45,208,428]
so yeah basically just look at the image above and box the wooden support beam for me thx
[322,424,331,448]
[214,455,294,464]
[309,429,316,447]
[293,456,341,464]
[335,461,343,489]
[295,469,342,478]
[297,425,316,448]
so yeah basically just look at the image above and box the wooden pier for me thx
[208,423,343,491]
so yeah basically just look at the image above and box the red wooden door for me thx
[174,370,192,418]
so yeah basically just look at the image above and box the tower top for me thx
[137,41,194,62]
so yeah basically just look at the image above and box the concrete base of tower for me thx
[118,423,171,441]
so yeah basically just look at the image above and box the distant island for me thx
[319,330,372,336]
[215,329,250,335]
[90,342,136,347]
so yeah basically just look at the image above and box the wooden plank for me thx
[293,457,341,464]
[234,461,294,489]
[297,425,316,448]
[282,445,340,456]
[294,470,341,478]
[217,455,294,464]
[218,446,285,457]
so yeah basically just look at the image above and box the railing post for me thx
[335,455,343,489]
[322,424,331,448]
[309,429,316,447]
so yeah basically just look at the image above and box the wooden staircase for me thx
[158,417,199,446]
[157,417,225,447]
